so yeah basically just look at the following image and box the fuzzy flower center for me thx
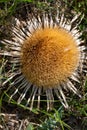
[21,27,80,88]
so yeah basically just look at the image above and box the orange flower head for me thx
[21,27,80,88]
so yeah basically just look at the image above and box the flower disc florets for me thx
[21,27,80,88]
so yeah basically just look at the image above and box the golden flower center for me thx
[21,27,80,88]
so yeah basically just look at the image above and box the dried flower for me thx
[0,9,87,110]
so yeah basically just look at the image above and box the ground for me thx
[0,0,87,130]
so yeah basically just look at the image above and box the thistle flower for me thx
[0,9,87,110]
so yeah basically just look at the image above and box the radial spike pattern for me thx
[1,8,87,110]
